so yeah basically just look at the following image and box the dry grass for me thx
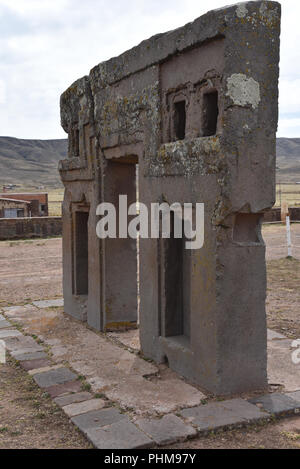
[48,189,64,217]
[276,183,300,207]
[0,356,92,449]
[266,257,300,339]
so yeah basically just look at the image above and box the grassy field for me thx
[276,183,300,207]
[48,188,64,217]
[49,184,300,216]
[4,182,300,218]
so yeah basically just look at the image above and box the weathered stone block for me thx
[59,1,281,395]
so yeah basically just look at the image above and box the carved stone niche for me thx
[162,74,222,143]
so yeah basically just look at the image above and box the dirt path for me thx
[263,223,300,261]
[266,257,300,339]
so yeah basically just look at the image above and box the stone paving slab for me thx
[7,345,44,354]
[249,393,300,416]
[287,391,300,403]
[180,399,269,432]
[19,358,52,371]
[33,367,77,388]
[104,375,205,415]
[54,392,93,407]
[10,345,45,357]
[268,329,287,341]
[0,319,11,329]
[108,329,140,352]
[32,299,64,309]
[220,399,270,421]
[4,335,44,352]
[0,330,22,339]
[3,299,300,449]
[11,351,48,361]
[29,364,65,376]
[71,408,127,433]
[86,420,154,450]
[45,380,82,398]
[268,339,300,393]
[2,305,34,316]
[135,414,197,445]
[3,305,38,317]
[63,399,106,417]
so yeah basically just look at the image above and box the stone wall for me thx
[264,207,300,223]
[0,193,49,217]
[0,217,62,241]
[264,208,281,223]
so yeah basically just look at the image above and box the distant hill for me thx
[276,138,300,183]
[0,136,299,188]
[0,137,68,189]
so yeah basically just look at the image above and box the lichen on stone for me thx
[226,73,261,109]
[236,4,248,19]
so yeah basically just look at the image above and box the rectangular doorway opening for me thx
[202,90,219,137]
[104,156,139,328]
[174,101,186,141]
[74,210,89,296]
[163,212,191,340]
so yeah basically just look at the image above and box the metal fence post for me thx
[286,216,292,258]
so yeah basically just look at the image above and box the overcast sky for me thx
[0,0,299,140]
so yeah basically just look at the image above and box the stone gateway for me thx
[59,1,281,395]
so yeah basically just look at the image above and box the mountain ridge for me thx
[0,136,299,188]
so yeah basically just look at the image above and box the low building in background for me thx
[0,197,31,218]
[0,193,48,218]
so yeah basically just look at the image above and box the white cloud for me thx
[0,0,299,139]
[278,118,300,138]
[0,0,68,17]
[279,79,300,115]
[0,79,6,104]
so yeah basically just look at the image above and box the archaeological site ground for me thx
[1,0,300,452]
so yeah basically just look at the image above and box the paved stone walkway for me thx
[1,300,300,449]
